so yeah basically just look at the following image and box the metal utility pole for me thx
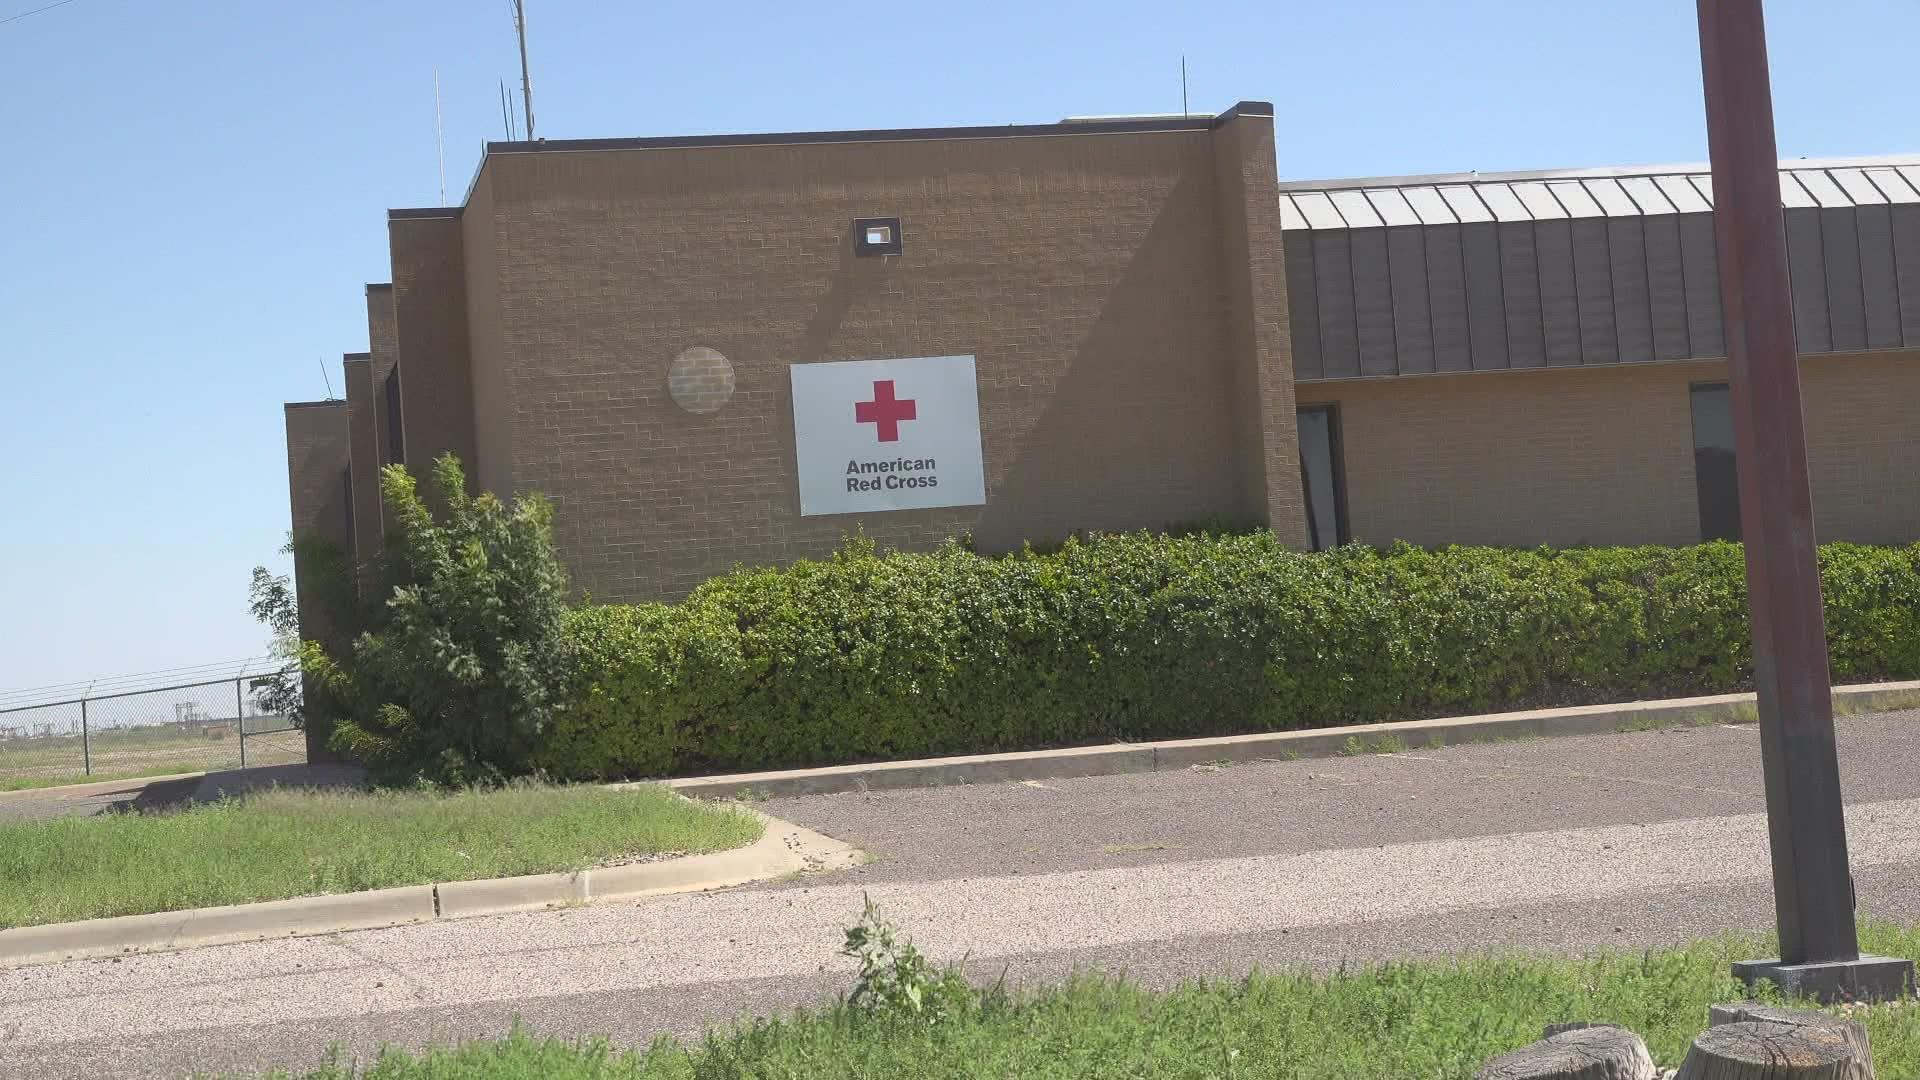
[1696,0,1914,1003]
[513,0,535,141]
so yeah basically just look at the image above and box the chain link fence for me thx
[0,671,307,789]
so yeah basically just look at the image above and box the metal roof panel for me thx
[1438,185,1495,223]
[1401,186,1458,224]
[1866,168,1920,203]
[1510,182,1568,219]
[1476,183,1532,222]
[1293,191,1347,230]
[1329,189,1384,227]
[1546,180,1603,217]
[1582,177,1642,217]
[1831,168,1889,205]
[1792,169,1852,208]
[1364,188,1422,227]
[1278,195,1311,230]
[1655,174,1712,213]
[1778,173,1819,208]
[1618,175,1677,215]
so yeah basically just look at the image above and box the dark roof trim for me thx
[343,352,371,363]
[480,102,1273,157]
[285,400,346,410]
[388,207,462,221]
[365,282,393,292]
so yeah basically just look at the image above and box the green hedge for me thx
[536,535,1920,780]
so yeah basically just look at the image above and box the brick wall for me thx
[342,354,382,572]
[1211,108,1306,543]
[366,283,398,469]
[451,114,1293,602]
[282,400,350,760]
[1295,349,1920,547]
[388,212,476,492]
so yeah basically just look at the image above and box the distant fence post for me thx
[80,697,90,776]
[236,678,247,769]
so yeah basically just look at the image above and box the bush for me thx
[539,534,1920,781]
[311,454,575,784]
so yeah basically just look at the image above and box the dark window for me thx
[1297,405,1348,551]
[383,367,405,466]
[1690,383,1742,541]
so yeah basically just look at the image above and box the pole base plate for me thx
[1733,954,1916,1004]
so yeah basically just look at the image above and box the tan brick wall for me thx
[1803,350,1920,544]
[1211,109,1306,541]
[366,283,398,470]
[283,401,351,642]
[388,213,476,489]
[342,355,382,570]
[471,123,1282,602]
[462,171,515,499]
[1295,350,1920,548]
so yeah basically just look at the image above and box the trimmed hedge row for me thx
[536,535,1920,780]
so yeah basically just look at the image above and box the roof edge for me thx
[1278,151,1920,192]
[478,105,1270,160]
[388,206,462,221]
[285,400,346,410]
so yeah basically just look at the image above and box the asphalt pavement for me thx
[1,712,1916,1078]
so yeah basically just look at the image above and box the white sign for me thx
[789,355,986,517]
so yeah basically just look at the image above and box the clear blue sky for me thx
[1,0,1914,693]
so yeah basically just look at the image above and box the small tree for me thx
[311,454,575,784]
[247,533,357,731]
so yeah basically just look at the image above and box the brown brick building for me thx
[285,104,1920,614]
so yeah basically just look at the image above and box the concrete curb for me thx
[0,810,857,970]
[664,679,1920,800]
[0,772,209,804]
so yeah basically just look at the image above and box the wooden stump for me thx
[1674,1020,1873,1080]
[1707,1003,1839,1029]
[1477,1025,1658,1080]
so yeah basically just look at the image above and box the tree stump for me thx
[1674,1020,1873,1080]
[1707,1003,1839,1029]
[1477,1025,1658,1080]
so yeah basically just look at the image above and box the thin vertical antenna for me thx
[512,0,535,140]
[1181,56,1189,117]
[434,67,447,205]
[499,80,515,139]
[318,358,336,400]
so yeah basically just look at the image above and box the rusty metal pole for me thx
[1697,0,1914,1003]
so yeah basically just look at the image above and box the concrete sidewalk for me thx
[1,712,1916,1078]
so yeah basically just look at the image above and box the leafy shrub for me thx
[543,533,1920,781]
[309,454,575,784]
[840,896,976,1024]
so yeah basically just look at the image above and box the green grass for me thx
[252,922,1920,1079]
[0,782,762,928]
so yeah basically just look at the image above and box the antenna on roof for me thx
[318,357,336,400]
[499,79,516,140]
[1181,56,1189,118]
[434,67,447,204]
[510,0,535,140]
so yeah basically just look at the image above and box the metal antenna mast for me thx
[512,0,535,140]
[434,67,447,204]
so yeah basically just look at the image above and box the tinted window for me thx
[1297,405,1346,551]
[1691,384,1742,541]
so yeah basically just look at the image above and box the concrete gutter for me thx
[0,814,857,970]
[663,679,1920,800]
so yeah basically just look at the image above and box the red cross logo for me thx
[854,380,917,442]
